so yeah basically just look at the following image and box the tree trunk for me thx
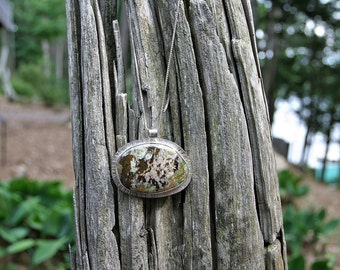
[262,4,281,124]
[299,125,313,166]
[66,0,287,269]
[42,39,51,77]
[0,29,16,100]
[54,38,65,80]
[320,116,334,182]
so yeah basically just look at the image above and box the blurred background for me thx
[0,0,339,269]
[255,0,340,183]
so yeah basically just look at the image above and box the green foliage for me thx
[288,254,306,270]
[6,0,69,108]
[0,178,74,269]
[284,205,340,255]
[10,63,48,100]
[311,259,333,270]
[278,169,309,204]
[279,169,340,269]
[11,62,69,105]
[257,0,340,153]
[38,81,70,106]
[288,252,333,269]
[10,0,66,64]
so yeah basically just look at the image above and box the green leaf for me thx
[295,185,309,197]
[42,211,63,236]
[321,219,340,235]
[0,177,74,268]
[32,238,67,265]
[288,254,305,270]
[42,208,74,238]
[26,206,49,231]
[10,197,40,225]
[0,226,29,243]
[0,246,6,257]
[6,239,35,254]
[318,208,327,221]
[0,183,20,201]
[311,259,332,270]
[0,262,17,270]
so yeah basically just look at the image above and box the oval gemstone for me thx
[112,138,191,198]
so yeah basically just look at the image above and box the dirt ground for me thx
[0,97,339,268]
[0,98,74,188]
[276,154,340,268]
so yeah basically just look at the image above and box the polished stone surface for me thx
[116,144,189,194]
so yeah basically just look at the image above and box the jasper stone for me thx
[113,138,191,198]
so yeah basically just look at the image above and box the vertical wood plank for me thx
[126,1,184,269]
[155,1,214,268]
[65,0,90,268]
[265,240,285,270]
[224,0,284,244]
[67,0,120,269]
[188,0,265,268]
[113,19,149,270]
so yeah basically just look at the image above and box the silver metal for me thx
[129,0,181,129]
[161,0,181,112]
[112,138,192,198]
[148,129,158,138]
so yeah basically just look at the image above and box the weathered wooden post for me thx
[66,0,287,269]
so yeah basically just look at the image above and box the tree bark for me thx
[66,0,287,269]
[54,38,65,80]
[0,29,16,100]
[42,39,51,77]
[320,115,335,182]
[299,125,313,166]
[262,4,281,124]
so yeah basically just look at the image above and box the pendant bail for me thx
[148,129,158,138]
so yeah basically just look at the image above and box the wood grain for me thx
[66,0,287,269]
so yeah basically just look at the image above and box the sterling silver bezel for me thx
[112,138,192,198]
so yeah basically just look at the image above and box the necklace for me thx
[112,0,191,198]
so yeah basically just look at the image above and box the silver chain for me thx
[129,0,181,134]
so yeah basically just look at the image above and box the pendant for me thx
[112,135,191,198]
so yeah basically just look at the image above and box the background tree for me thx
[256,0,340,177]
[0,0,16,100]
[66,0,287,269]
[10,0,66,67]
[6,0,68,104]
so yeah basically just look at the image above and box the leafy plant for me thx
[10,63,47,101]
[0,178,74,269]
[278,169,309,205]
[279,169,340,269]
[284,205,339,256]
[288,254,305,270]
[10,62,69,106]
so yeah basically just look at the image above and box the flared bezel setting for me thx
[112,138,191,198]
